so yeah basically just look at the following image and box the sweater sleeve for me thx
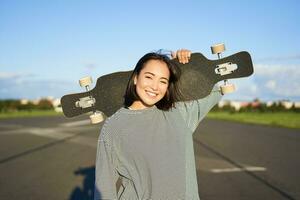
[176,84,223,133]
[94,127,119,200]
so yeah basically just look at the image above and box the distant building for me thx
[266,101,274,107]
[218,100,251,111]
[8,98,300,113]
[281,101,293,109]
[52,98,62,112]
[230,101,243,111]
[295,102,300,108]
[218,100,230,108]
[16,97,63,112]
[32,99,40,105]
[20,99,29,105]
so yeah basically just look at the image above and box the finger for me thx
[183,50,191,63]
[187,50,192,59]
[182,50,189,64]
[182,49,189,64]
[171,51,176,59]
[187,50,192,63]
[185,51,189,63]
[178,49,184,63]
[177,49,190,64]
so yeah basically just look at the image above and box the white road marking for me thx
[27,128,97,147]
[1,125,97,148]
[210,166,267,173]
[28,128,74,139]
[69,136,97,148]
[0,118,99,149]
[59,119,91,127]
[0,124,24,129]
[0,129,29,135]
[0,124,25,134]
[195,154,266,173]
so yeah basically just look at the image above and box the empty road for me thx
[0,115,299,200]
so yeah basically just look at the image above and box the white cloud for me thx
[0,72,21,79]
[265,80,276,90]
[250,84,257,93]
[0,72,35,80]
[256,54,300,62]
[0,71,75,99]
[1,62,300,101]
[220,63,300,101]
[255,64,300,98]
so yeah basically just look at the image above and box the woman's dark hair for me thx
[124,52,183,110]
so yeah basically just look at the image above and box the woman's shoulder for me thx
[99,107,126,142]
[102,107,124,130]
[170,101,197,118]
[172,101,190,111]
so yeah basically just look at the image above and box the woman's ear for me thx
[134,75,137,85]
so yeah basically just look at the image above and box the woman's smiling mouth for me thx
[145,90,158,97]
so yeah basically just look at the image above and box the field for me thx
[0,110,63,119]
[1,110,299,129]
[207,111,300,129]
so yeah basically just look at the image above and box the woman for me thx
[94,49,222,200]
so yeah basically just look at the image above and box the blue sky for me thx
[0,0,300,101]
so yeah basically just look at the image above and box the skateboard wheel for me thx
[79,76,93,87]
[211,43,225,54]
[90,112,104,124]
[220,83,235,94]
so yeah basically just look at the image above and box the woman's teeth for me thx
[146,91,157,97]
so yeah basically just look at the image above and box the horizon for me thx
[1,95,299,103]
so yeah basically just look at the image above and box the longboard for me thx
[61,50,253,119]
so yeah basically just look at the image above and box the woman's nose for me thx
[150,80,159,90]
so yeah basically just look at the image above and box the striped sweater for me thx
[94,86,222,200]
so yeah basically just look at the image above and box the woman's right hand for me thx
[171,49,192,64]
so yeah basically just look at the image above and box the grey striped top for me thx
[94,86,222,200]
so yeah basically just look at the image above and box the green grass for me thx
[207,111,300,129]
[0,110,63,119]
[1,110,300,129]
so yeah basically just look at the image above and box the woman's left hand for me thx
[171,49,192,64]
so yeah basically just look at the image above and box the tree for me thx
[36,99,54,110]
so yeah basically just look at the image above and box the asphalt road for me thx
[0,115,299,200]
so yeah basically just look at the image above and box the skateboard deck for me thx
[61,51,253,118]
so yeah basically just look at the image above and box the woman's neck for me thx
[129,101,153,110]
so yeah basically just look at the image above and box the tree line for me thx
[212,102,300,113]
[1,99,299,113]
[0,99,54,112]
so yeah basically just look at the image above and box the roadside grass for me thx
[0,110,63,119]
[207,111,300,129]
[1,110,300,130]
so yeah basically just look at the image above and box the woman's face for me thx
[131,59,170,110]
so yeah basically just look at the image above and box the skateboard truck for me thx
[75,96,96,108]
[211,43,236,94]
[215,62,238,76]
[77,76,104,124]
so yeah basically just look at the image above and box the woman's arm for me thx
[94,129,119,199]
[172,49,223,133]
[176,85,223,133]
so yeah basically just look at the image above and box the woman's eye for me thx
[145,76,152,79]
[161,81,168,84]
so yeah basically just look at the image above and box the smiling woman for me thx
[132,60,170,109]
[94,49,223,200]
[124,52,183,110]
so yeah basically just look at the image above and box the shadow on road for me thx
[69,166,95,200]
